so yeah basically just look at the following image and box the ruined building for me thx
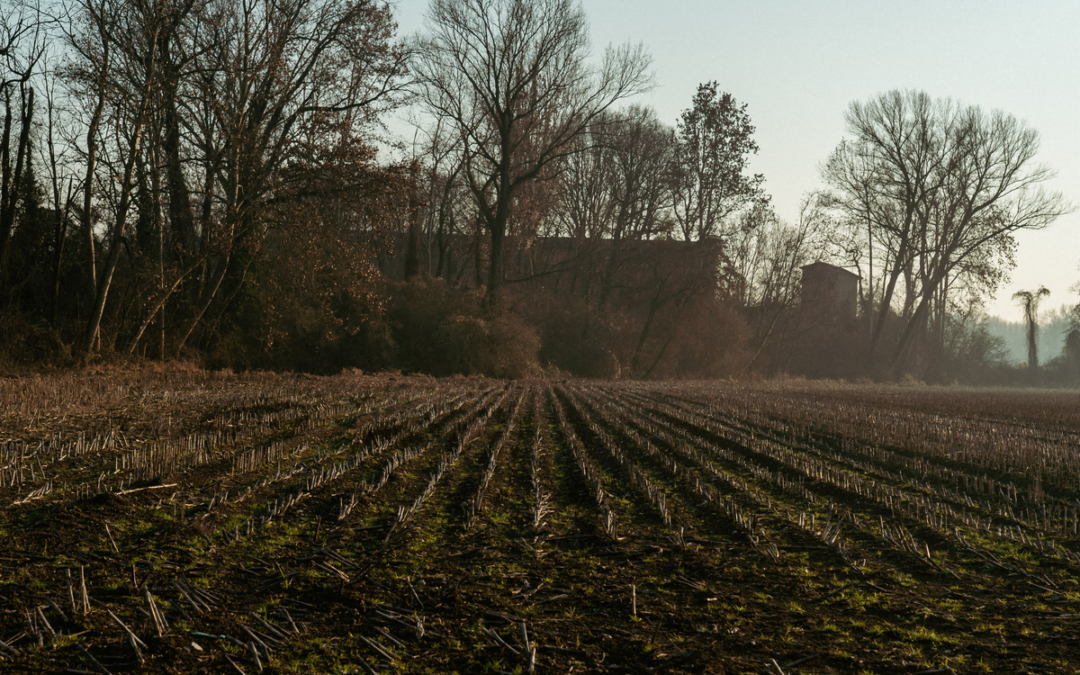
[799,261,859,325]
[789,261,861,378]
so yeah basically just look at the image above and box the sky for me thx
[387,0,1080,322]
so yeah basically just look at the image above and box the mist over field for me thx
[987,307,1074,365]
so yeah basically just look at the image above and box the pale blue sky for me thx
[389,0,1080,321]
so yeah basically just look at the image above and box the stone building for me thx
[799,261,859,325]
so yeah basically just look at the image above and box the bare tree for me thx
[414,0,652,300]
[1013,285,1050,372]
[824,90,1068,376]
[409,117,468,280]
[732,197,841,373]
[59,0,409,356]
[1070,275,1080,334]
[0,0,47,292]
[76,0,158,353]
[62,0,113,306]
[550,119,613,242]
[595,105,673,308]
[37,57,78,325]
[170,0,408,356]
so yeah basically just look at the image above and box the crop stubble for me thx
[0,372,1079,673]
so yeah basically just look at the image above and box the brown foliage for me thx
[378,278,540,379]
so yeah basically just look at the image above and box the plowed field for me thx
[2,372,1080,673]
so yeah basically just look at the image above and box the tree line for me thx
[0,0,1074,383]
[0,0,410,367]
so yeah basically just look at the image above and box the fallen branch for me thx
[117,483,178,495]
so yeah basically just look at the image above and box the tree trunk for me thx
[868,240,908,372]
[161,53,196,256]
[889,281,936,378]
[173,251,230,357]
[83,114,148,353]
[434,211,448,279]
[597,233,624,312]
[127,256,203,354]
[50,178,73,325]
[631,298,663,376]
[82,63,109,301]
[404,190,421,279]
[744,307,786,374]
[1026,303,1038,371]
[487,215,506,297]
[0,98,11,292]
[472,222,483,287]
[642,331,676,379]
[485,159,512,301]
[0,86,33,292]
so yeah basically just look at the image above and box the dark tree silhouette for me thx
[671,82,765,243]
[1013,286,1050,372]
[414,0,652,300]
[824,90,1068,377]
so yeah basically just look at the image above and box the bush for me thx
[0,311,74,374]
[381,278,540,378]
[526,294,622,379]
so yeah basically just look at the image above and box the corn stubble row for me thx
[0,373,1077,672]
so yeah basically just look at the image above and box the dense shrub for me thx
[0,312,74,374]
[379,278,540,379]
[525,294,622,379]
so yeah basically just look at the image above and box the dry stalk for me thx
[360,635,396,661]
[79,566,91,613]
[223,653,248,675]
[246,640,263,672]
[355,655,379,675]
[144,587,168,636]
[45,596,68,623]
[66,568,77,614]
[106,609,146,663]
[77,644,113,675]
[104,523,119,553]
[0,636,20,657]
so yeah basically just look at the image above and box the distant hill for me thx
[986,305,1074,365]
